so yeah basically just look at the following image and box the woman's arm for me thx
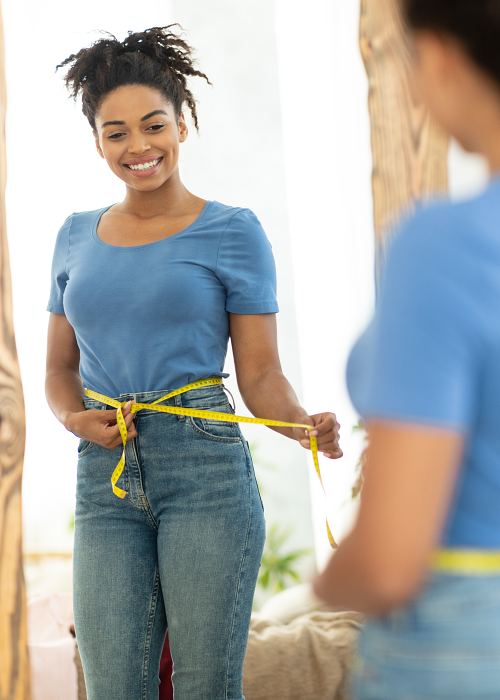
[46,313,87,427]
[313,420,464,614]
[230,313,342,458]
[45,313,136,448]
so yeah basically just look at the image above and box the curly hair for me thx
[401,0,500,85]
[56,25,211,131]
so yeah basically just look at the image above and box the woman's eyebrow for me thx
[101,119,125,128]
[140,109,167,121]
[101,109,168,129]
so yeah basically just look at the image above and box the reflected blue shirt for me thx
[47,201,278,396]
[347,180,500,547]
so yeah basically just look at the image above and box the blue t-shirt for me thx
[47,200,279,396]
[347,179,500,547]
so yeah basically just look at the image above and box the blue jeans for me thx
[73,384,265,700]
[351,572,500,699]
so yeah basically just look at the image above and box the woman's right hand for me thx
[66,401,138,450]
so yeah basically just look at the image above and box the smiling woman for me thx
[44,23,341,700]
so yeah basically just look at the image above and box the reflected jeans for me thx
[73,384,265,700]
[351,572,500,699]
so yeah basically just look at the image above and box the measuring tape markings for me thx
[84,377,336,547]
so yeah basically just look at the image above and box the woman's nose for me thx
[127,135,151,154]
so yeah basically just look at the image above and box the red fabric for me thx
[159,635,174,700]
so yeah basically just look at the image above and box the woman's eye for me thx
[147,124,165,132]
[108,133,125,140]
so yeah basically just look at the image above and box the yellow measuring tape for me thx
[84,377,337,547]
[432,549,500,574]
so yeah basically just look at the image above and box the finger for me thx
[317,438,340,452]
[302,430,335,446]
[122,401,133,416]
[324,443,343,453]
[299,423,318,437]
[322,450,343,459]
[322,445,342,457]
[293,428,313,443]
[100,408,120,423]
[109,431,136,449]
[313,416,340,437]
[102,422,121,440]
[124,413,135,427]
[295,416,315,433]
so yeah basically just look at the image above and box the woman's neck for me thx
[120,170,195,218]
[463,85,500,176]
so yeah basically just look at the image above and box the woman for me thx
[314,2,500,698]
[45,26,341,700]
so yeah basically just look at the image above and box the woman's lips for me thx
[123,156,164,178]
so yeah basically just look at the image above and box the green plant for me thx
[258,524,311,593]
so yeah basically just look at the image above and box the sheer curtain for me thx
[275,0,375,564]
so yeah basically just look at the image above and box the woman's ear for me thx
[94,131,104,158]
[178,112,188,142]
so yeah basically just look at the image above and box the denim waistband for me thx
[82,383,230,410]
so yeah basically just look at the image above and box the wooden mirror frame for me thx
[0,4,30,698]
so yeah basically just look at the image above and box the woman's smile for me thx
[122,155,164,177]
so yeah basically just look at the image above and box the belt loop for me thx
[174,392,185,421]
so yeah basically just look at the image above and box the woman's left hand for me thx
[293,412,342,459]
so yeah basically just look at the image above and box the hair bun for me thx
[57,24,211,131]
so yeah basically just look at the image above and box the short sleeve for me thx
[47,215,72,314]
[356,208,481,431]
[216,208,279,314]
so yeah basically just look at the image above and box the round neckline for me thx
[92,200,213,250]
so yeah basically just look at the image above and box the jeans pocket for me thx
[77,438,95,458]
[188,403,242,443]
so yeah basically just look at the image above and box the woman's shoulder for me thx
[411,178,499,235]
[381,185,500,333]
[208,200,261,227]
[58,206,109,232]
[388,184,500,272]
[67,206,110,224]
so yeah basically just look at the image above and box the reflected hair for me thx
[56,25,211,131]
[401,1,500,84]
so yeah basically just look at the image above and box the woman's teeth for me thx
[127,158,161,171]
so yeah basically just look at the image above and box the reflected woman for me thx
[314,1,500,698]
[45,26,341,700]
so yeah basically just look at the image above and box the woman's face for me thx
[94,84,187,191]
